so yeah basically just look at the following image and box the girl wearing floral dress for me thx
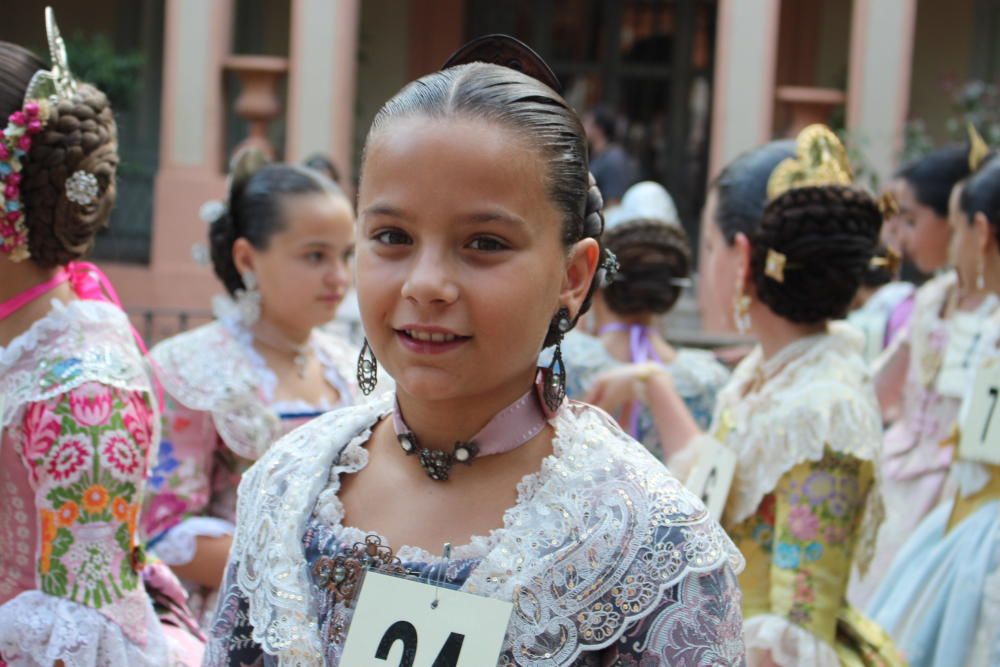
[0,23,201,666]
[205,35,745,666]
[142,151,362,627]
[659,127,904,666]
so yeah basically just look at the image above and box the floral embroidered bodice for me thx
[708,324,897,666]
[204,395,747,666]
[0,299,174,664]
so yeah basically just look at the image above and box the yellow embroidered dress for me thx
[708,324,903,666]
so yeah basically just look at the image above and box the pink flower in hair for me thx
[4,185,17,200]
[9,111,25,126]
[7,173,20,186]
[24,102,39,117]
[6,211,21,223]
[0,144,10,161]
[17,135,31,152]
[27,120,42,134]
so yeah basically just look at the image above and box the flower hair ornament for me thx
[761,124,855,284]
[1,7,86,262]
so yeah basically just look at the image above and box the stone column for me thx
[847,0,918,182]
[707,0,782,180]
[286,0,361,184]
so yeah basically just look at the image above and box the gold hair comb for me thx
[765,248,789,282]
[968,122,990,172]
[877,190,900,218]
[767,124,854,201]
[869,247,902,276]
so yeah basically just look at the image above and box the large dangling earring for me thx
[538,307,571,415]
[977,254,986,291]
[235,270,261,326]
[732,282,752,335]
[357,338,378,395]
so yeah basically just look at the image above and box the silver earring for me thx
[977,255,986,291]
[235,270,261,326]
[732,283,752,335]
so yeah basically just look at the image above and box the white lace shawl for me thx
[228,394,744,666]
[150,316,358,462]
[0,300,153,437]
[713,324,884,558]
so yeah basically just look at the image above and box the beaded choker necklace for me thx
[392,389,550,481]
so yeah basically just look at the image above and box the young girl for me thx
[563,181,729,460]
[662,126,903,666]
[0,21,200,666]
[142,152,362,626]
[851,137,997,605]
[206,37,744,666]
[868,154,1000,666]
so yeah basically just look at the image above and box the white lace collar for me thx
[230,394,743,666]
[151,315,359,461]
[714,323,883,524]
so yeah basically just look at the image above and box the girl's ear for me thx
[561,238,600,319]
[232,237,256,276]
[733,232,752,292]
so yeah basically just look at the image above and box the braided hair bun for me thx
[21,83,119,267]
[603,218,690,316]
[751,185,882,323]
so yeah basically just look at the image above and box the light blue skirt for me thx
[868,498,1000,667]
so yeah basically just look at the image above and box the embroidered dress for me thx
[558,330,729,457]
[204,396,747,666]
[850,273,1000,606]
[868,310,1000,667]
[706,324,901,666]
[0,299,200,666]
[142,297,361,625]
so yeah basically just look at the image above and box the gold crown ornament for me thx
[766,124,854,202]
[968,122,990,172]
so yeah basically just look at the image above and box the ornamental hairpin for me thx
[877,190,900,219]
[1,7,85,261]
[869,247,902,276]
[766,124,854,202]
[968,122,990,172]
[764,248,789,283]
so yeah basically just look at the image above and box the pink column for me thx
[708,0,782,180]
[286,0,360,186]
[104,0,234,313]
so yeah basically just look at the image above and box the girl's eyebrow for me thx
[464,209,528,228]
[362,203,411,220]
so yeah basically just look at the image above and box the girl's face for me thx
[697,189,744,334]
[356,116,597,402]
[899,179,952,273]
[236,192,355,333]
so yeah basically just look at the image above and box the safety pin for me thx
[430,542,452,610]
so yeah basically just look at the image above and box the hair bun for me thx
[229,147,271,194]
[583,173,605,238]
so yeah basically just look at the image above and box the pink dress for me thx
[142,304,360,626]
[850,272,1000,606]
[0,299,202,666]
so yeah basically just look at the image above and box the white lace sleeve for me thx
[0,590,172,667]
[744,614,839,667]
[151,516,236,566]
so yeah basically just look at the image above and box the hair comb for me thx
[441,34,562,94]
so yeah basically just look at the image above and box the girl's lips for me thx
[395,329,471,355]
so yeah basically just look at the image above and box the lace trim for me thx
[230,395,743,666]
[151,320,357,461]
[743,613,839,667]
[152,516,236,566]
[0,300,152,434]
[716,324,882,522]
[0,590,171,667]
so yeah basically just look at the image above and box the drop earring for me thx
[732,282,752,335]
[538,307,571,415]
[235,270,261,326]
[357,338,378,395]
[977,254,986,291]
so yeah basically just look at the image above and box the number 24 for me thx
[376,621,465,667]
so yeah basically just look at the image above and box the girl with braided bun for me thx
[142,148,362,629]
[206,35,744,666]
[0,13,201,667]
[657,126,905,666]
[555,181,729,462]
[867,153,1000,667]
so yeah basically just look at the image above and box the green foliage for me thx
[65,33,144,110]
[904,80,1000,163]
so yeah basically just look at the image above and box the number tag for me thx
[684,435,737,521]
[958,358,1000,465]
[937,312,987,398]
[340,571,512,667]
